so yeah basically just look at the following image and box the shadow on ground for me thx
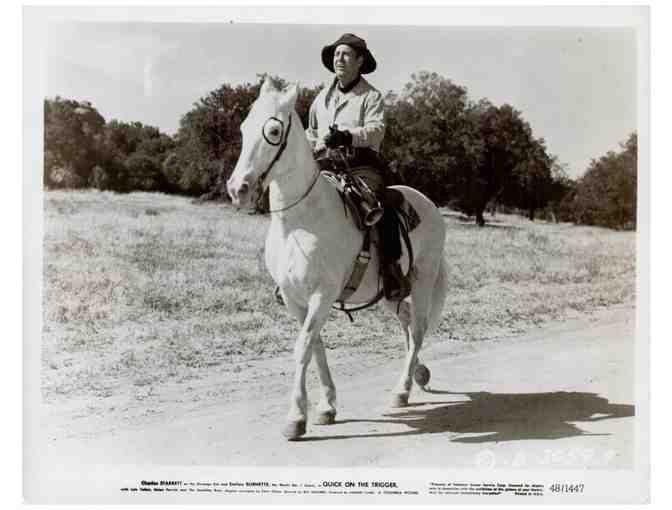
[300,390,634,443]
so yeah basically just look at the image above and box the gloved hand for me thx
[324,125,353,149]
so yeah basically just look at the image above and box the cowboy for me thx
[306,33,410,301]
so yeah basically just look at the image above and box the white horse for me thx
[227,77,448,440]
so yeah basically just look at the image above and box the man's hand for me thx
[324,125,353,149]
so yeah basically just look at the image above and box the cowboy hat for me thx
[321,33,377,74]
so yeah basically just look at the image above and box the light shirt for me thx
[306,76,386,153]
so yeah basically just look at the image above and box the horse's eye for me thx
[264,119,283,143]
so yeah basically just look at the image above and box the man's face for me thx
[333,44,363,86]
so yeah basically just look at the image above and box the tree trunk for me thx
[476,209,485,227]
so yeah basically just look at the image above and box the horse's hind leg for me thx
[384,298,411,349]
[412,256,448,390]
[387,270,435,408]
[390,301,429,388]
[384,299,412,407]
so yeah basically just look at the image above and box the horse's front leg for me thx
[312,334,337,425]
[282,298,337,428]
[283,293,333,440]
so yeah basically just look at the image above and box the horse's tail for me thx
[427,252,448,336]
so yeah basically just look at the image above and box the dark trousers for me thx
[378,207,402,265]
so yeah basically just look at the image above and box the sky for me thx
[44,21,637,178]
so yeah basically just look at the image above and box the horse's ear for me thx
[260,76,277,95]
[280,83,299,109]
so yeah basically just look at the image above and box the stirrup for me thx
[383,264,411,301]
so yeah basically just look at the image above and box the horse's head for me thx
[227,77,299,208]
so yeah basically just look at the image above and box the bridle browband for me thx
[254,113,320,214]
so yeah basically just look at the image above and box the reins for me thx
[255,113,320,214]
[266,170,321,214]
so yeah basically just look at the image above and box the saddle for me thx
[322,167,422,310]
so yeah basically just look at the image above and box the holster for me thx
[345,170,384,226]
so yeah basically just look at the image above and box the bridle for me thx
[254,113,320,213]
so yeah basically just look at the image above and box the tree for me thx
[44,97,106,188]
[546,160,576,222]
[295,82,324,128]
[168,81,259,196]
[99,119,176,192]
[474,103,554,224]
[124,153,166,191]
[383,72,484,208]
[504,137,554,221]
[44,98,177,193]
[569,133,637,229]
[384,74,555,226]
[43,74,564,216]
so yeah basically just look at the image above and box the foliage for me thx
[167,76,323,198]
[564,133,637,230]
[44,98,176,193]
[123,153,166,191]
[44,78,322,198]
[384,72,483,206]
[474,103,552,222]
[384,72,556,225]
[44,97,106,188]
[101,120,176,192]
[546,161,577,222]
[44,74,634,227]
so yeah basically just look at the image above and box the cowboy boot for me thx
[383,262,411,301]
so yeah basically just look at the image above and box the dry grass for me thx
[42,191,636,403]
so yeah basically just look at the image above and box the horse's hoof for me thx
[314,410,336,425]
[282,420,306,440]
[391,393,409,408]
[414,364,431,388]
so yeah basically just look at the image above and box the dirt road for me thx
[39,305,636,472]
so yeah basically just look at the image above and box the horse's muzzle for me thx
[227,177,252,207]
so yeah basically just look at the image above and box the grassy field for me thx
[42,190,636,405]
